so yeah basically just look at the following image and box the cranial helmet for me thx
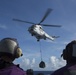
[62,40,76,61]
[0,38,23,58]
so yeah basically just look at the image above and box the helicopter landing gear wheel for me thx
[44,38,46,40]
[37,39,40,41]
[31,34,33,36]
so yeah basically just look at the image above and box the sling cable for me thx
[39,41,46,68]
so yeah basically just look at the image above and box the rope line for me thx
[39,41,43,61]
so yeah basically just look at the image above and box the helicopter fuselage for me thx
[28,25,54,41]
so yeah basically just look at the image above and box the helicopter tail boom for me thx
[44,32,60,41]
[44,33,54,41]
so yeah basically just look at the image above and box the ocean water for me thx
[34,71,53,75]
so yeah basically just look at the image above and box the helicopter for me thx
[13,8,61,41]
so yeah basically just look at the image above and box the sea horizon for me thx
[33,71,54,75]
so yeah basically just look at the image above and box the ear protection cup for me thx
[14,47,23,58]
[62,40,76,61]
[62,49,67,60]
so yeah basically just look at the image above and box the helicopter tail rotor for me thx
[52,36,60,38]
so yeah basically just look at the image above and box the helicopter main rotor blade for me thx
[41,24,61,27]
[39,8,53,24]
[13,18,36,24]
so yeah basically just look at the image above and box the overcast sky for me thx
[0,0,76,71]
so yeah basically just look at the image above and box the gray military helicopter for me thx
[13,8,61,41]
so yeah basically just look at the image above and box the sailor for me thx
[26,69,34,75]
[51,40,76,75]
[0,38,26,75]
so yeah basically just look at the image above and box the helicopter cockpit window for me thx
[40,27,42,29]
[31,25,36,28]
[39,26,43,30]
